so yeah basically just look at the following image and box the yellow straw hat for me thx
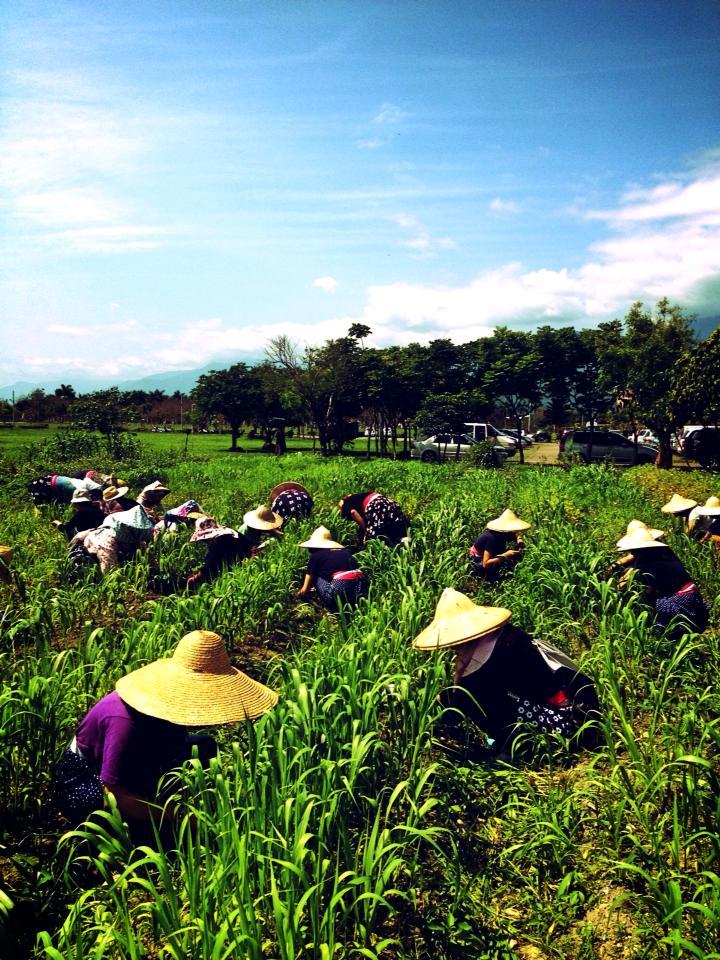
[616,528,667,551]
[486,508,531,533]
[661,493,697,514]
[0,545,13,563]
[625,519,666,540]
[269,481,310,503]
[242,505,284,531]
[413,588,511,651]
[115,630,278,725]
[299,526,344,550]
[696,495,720,516]
[103,484,129,502]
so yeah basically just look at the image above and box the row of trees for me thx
[2,387,188,427]
[191,300,718,466]
[6,299,716,468]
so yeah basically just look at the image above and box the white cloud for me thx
[489,196,521,214]
[15,188,128,227]
[373,102,410,125]
[313,276,339,294]
[390,212,456,256]
[45,324,90,336]
[42,225,172,253]
[355,137,382,150]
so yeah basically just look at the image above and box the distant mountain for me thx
[0,355,266,401]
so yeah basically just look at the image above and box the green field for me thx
[1,448,718,959]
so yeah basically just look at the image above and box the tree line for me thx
[191,300,718,467]
[5,299,717,468]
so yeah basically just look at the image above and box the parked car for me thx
[629,429,659,446]
[532,430,552,442]
[561,430,657,465]
[682,426,720,468]
[500,428,533,446]
[463,422,516,449]
[412,433,512,463]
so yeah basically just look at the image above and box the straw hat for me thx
[413,588,511,651]
[115,630,278,725]
[661,493,697,514]
[140,480,170,500]
[696,495,720,516]
[299,526,344,550]
[486,508,531,533]
[270,481,310,503]
[0,546,12,563]
[243,505,283,531]
[190,517,239,542]
[616,528,667,551]
[625,519,665,540]
[103,485,129,502]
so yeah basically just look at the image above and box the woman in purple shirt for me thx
[55,630,278,832]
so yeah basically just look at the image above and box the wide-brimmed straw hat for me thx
[299,526,344,550]
[625,519,665,540]
[243,505,283,531]
[140,480,170,500]
[269,481,310,503]
[103,485,129,502]
[486,508,531,533]
[0,546,12,563]
[115,630,278,725]
[616,528,667,551]
[661,493,697,514]
[413,588,511,651]
[190,517,239,542]
[696,495,720,516]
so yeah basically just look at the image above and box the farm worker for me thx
[614,527,709,636]
[660,493,698,532]
[269,481,313,521]
[239,505,284,553]
[27,473,102,507]
[102,483,138,515]
[0,545,11,584]
[51,487,106,540]
[137,480,171,520]
[71,504,155,574]
[413,589,600,756]
[54,630,278,833]
[186,516,252,590]
[687,496,720,541]
[338,491,410,547]
[469,508,530,578]
[154,500,204,535]
[297,526,368,610]
[610,519,666,573]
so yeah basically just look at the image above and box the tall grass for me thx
[0,453,718,958]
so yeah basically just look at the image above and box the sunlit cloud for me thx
[313,276,339,294]
[373,102,410,125]
[390,212,456,257]
[45,324,90,336]
[489,196,521,214]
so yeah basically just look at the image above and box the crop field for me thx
[0,449,719,959]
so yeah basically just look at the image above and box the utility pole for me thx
[11,390,15,426]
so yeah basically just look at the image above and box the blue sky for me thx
[1,0,719,385]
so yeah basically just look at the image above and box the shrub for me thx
[469,439,504,468]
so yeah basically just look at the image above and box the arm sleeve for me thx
[98,716,135,786]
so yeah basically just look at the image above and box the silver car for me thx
[412,433,512,463]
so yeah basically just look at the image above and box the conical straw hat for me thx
[696,495,720,516]
[625,519,665,540]
[270,481,310,503]
[486,508,531,533]
[243,505,284,531]
[616,528,667,551]
[0,546,12,563]
[116,630,278,725]
[299,525,344,549]
[413,588,511,650]
[661,493,697,514]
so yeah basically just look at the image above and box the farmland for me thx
[0,447,719,959]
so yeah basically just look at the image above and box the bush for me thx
[469,439,504,468]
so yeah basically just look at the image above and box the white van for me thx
[464,423,516,449]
